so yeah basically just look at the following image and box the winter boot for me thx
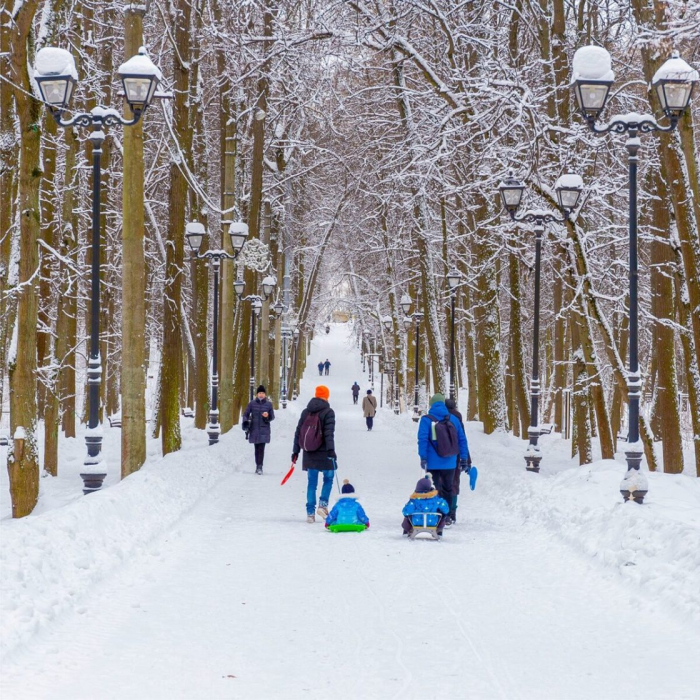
[317,504,329,518]
[444,515,454,528]
[306,514,315,523]
[255,466,263,475]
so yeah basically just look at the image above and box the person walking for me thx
[445,397,470,523]
[417,393,470,527]
[362,389,377,431]
[242,385,275,475]
[292,385,337,523]
[317,361,324,376]
[324,359,331,376]
[351,381,361,405]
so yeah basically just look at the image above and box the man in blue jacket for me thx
[417,393,470,526]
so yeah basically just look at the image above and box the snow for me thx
[572,46,614,82]
[117,51,163,80]
[12,426,26,441]
[34,47,78,79]
[1,324,699,699]
[185,222,205,234]
[228,221,249,234]
[652,55,699,84]
[555,173,583,190]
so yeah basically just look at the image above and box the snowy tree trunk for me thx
[509,252,530,438]
[121,6,148,476]
[7,0,41,517]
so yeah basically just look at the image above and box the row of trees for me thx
[2,0,699,516]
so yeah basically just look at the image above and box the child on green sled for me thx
[325,480,370,532]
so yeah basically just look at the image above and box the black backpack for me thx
[300,411,324,452]
[426,414,459,457]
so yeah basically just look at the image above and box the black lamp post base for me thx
[525,445,542,473]
[80,473,106,495]
[207,428,220,446]
[621,489,647,504]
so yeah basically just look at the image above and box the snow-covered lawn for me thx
[1,324,699,699]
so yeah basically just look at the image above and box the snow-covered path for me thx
[2,325,699,700]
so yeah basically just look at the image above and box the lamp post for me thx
[401,294,424,422]
[571,45,698,503]
[236,279,276,402]
[34,46,162,494]
[498,172,584,472]
[446,270,460,401]
[292,326,300,400]
[186,221,248,445]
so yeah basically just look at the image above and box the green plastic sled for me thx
[328,523,367,533]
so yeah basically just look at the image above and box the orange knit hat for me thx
[315,385,330,400]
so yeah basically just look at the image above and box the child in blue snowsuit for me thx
[325,480,370,532]
[402,477,450,537]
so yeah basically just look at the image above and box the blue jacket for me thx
[325,496,369,526]
[243,398,275,444]
[402,490,450,527]
[417,401,469,470]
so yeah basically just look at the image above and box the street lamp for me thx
[401,294,424,422]
[446,269,460,401]
[236,279,275,401]
[34,46,162,494]
[186,221,248,445]
[498,172,584,472]
[571,45,698,503]
[292,326,300,400]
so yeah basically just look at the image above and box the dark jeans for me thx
[429,468,456,514]
[324,367,330,375]
[402,514,446,535]
[318,369,323,375]
[366,416,374,430]
[254,443,266,467]
[353,394,359,404]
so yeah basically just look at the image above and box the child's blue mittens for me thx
[469,466,478,490]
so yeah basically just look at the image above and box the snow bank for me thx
[0,436,238,660]
[468,427,700,623]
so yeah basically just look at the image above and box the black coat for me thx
[351,383,360,396]
[243,398,275,444]
[292,397,336,471]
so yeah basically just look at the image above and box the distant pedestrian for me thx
[351,381,361,404]
[292,385,337,523]
[362,389,377,431]
[324,359,331,376]
[417,393,470,527]
[318,361,324,376]
[242,385,275,475]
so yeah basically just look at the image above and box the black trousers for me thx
[353,394,359,404]
[429,468,456,514]
[254,443,266,467]
[324,367,330,375]
[366,416,374,430]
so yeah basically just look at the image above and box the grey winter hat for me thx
[429,393,445,406]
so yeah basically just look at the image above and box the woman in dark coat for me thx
[291,385,337,522]
[243,385,275,475]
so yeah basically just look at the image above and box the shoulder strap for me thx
[426,414,438,423]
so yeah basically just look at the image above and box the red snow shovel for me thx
[281,462,296,485]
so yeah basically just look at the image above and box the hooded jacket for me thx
[351,383,361,396]
[242,397,275,444]
[417,401,470,470]
[292,397,336,471]
[402,489,450,527]
[325,495,369,527]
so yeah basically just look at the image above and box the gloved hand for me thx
[460,458,470,472]
[469,466,478,490]
[420,458,428,470]
[291,453,299,464]
[327,449,337,460]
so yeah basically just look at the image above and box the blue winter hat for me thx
[366,389,372,395]
[341,479,355,494]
